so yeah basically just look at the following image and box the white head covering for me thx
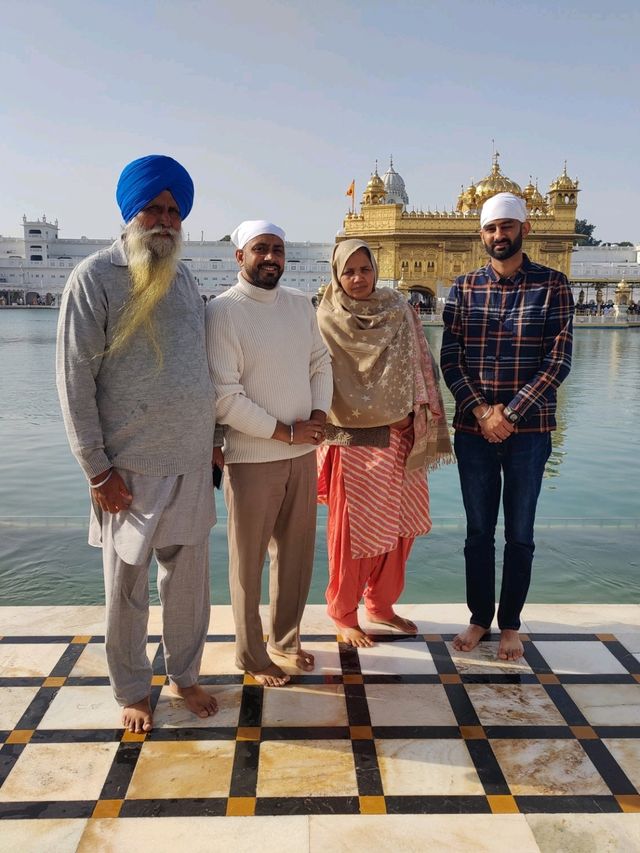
[480,193,527,228]
[231,219,286,248]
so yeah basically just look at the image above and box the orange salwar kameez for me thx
[318,428,431,629]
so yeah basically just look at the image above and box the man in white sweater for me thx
[57,155,218,732]
[206,220,333,686]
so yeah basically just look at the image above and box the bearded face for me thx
[480,218,530,263]
[108,213,183,364]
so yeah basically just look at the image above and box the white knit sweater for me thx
[205,275,333,464]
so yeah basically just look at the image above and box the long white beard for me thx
[108,219,183,365]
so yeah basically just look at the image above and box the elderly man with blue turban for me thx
[57,155,218,732]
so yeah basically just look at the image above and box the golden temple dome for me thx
[361,165,386,205]
[471,153,522,206]
[522,177,547,213]
[549,162,578,192]
[456,153,524,213]
[456,181,478,213]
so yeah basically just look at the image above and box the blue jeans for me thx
[454,431,552,631]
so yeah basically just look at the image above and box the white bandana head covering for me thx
[231,220,285,248]
[480,193,527,228]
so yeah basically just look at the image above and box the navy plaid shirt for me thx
[440,254,574,434]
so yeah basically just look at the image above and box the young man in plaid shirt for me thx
[440,192,574,661]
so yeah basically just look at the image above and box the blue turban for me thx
[116,155,194,223]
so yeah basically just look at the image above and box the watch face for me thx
[508,411,519,423]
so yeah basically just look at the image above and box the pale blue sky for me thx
[1,0,638,243]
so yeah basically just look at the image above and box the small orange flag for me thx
[345,179,355,197]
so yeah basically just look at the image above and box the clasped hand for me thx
[293,410,327,445]
[478,403,515,444]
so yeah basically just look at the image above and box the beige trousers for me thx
[224,452,317,672]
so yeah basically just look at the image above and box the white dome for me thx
[382,158,409,206]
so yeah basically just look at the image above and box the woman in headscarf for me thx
[317,239,453,647]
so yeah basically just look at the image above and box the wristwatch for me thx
[503,406,520,424]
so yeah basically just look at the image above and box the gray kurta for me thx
[89,465,215,564]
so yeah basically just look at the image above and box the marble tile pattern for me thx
[0,604,639,852]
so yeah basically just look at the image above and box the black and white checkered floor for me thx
[1,604,639,852]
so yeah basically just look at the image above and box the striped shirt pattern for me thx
[440,254,574,434]
[318,429,431,559]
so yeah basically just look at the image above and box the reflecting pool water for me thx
[0,311,638,605]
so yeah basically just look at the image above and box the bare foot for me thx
[122,697,153,733]
[250,662,290,687]
[498,629,524,661]
[337,624,374,648]
[169,683,218,718]
[368,613,418,634]
[452,624,490,652]
[268,647,315,671]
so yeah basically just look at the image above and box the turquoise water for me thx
[0,310,638,605]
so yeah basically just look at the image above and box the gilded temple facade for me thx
[340,155,579,303]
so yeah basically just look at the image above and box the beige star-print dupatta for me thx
[318,239,453,471]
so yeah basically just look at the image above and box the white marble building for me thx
[0,216,334,305]
[1,215,639,308]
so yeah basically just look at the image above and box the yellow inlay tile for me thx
[350,726,373,740]
[520,634,530,642]
[488,794,519,814]
[359,795,386,814]
[571,725,598,740]
[423,634,442,642]
[236,727,261,741]
[92,799,123,818]
[616,794,640,813]
[43,677,66,687]
[151,675,166,686]
[226,797,256,816]
[71,635,91,644]
[121,730,147,743]
[460,725,486,740]
[342,674,363,685]
[440,674,461,684]
[596,633,617,642]
[243,673,259,686]
[537,673,560,684]
[633,674,640,684]
[6,729,34,744]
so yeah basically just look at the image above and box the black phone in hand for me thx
[212,464,223,489]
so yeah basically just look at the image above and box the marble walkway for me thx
[1,603,639,852]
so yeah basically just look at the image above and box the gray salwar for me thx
[92,466,214,706]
